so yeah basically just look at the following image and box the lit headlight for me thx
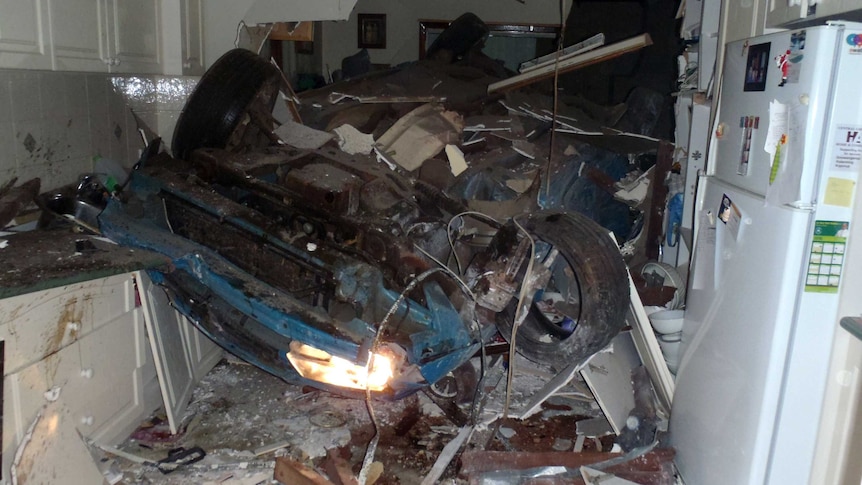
[286,341,397,391]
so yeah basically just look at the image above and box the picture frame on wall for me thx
[358,14,386,49]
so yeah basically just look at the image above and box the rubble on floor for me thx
[92,349,675,485]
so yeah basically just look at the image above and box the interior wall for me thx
[0,70,197,192]
[320,0,565,76]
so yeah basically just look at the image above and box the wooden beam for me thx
[487,33,653,94]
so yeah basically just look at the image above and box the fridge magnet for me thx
[805,221,849,293]
[832,125,862,171]
[738,115,759,175]
[775,50,790,86]
[769,134,787,184]
[744,42,770,92]
[847,33,862,55]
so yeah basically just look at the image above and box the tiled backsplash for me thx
[0,70,198,192]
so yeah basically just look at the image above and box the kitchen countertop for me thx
[0,228,171,299]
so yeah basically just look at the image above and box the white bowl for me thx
[649,309,685,334]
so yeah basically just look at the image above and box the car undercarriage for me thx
[53,47,632,400]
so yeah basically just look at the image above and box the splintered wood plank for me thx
[274,456,336,485]
[488,34,653,94]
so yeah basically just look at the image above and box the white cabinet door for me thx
[49,0,109,71]
[136,271,221,434]
[181,0,203,75]
[765,0,808,28]
[106,0,162,73]
[809,0,862,19]
[0,0,52,69]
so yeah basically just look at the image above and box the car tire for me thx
[172,48,281,160]
[496,211,629,366]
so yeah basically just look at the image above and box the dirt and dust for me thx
[99,350,632,485]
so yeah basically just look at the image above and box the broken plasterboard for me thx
[580,330,641,435]
[376,103,464,171]
[12,403,106,485]
[333,124,375,155]
[274,120,333,150]
[626,271,675,413]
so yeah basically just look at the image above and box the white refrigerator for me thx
[671,22,862,485]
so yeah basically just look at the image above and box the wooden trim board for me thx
[488,33,653,94]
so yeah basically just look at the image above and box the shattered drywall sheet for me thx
[376,103,464,171]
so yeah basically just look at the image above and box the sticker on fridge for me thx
[776,31,805,86]
[847,33,862,55]
[833,125,862,171]
[804,221,849,293]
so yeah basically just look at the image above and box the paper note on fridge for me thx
[824,177,856,207]
[764,100,788,156]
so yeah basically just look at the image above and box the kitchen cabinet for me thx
[0,270,221,480]
[1,0,202,74]
[180,0,204,75]
[765,0,862,29]
[106,0,162,73]
[49,0,162,72]
[0,273,161,479]
[163,0,204,75]
[0,0,52,69]
[766,0,809,29]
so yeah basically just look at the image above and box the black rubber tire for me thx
[495,211,630,366]
[172,48,281,160]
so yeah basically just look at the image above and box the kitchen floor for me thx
[97,351,620,484]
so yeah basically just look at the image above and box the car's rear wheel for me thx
[495,211,629,366]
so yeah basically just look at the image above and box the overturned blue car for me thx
[89,49,630,400]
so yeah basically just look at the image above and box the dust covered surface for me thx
[0,228,169,298]
[104,355,629,484]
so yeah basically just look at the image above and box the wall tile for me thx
[40,72,70,122]
[9,71,42,122]
[0,121,15,174]
[111,76,157,113]
[66,74,90,127]
[12,121,44,167]
[67,115,93,160]
[1,71,199,191]
[0,72,13,124]
[87,75,112,160]
[41,117,71,163]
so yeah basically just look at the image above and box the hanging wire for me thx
[546,0,569,201]
[447,210,501,276]
[501,216,537,421]
[358,266,482,482]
